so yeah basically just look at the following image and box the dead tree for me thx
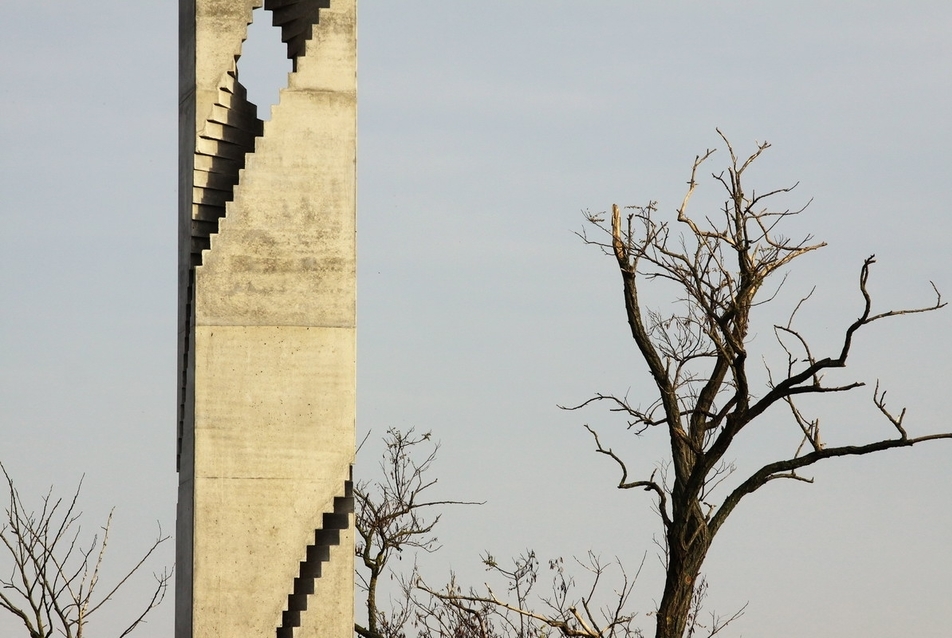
[0,464,170,638]
[417,551,645,638]
[365,135,948,638]
[356,430,644,638]
[354,428,481,638]
[568,131,950,638]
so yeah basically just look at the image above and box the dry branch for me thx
[571,134,950,638]
[0,464,169,638]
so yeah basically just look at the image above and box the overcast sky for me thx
[2,2,951,637]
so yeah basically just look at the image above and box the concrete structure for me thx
[176,2,356,637]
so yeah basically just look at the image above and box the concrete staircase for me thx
[277,479,354,638]
[265,0,332,66]
[189,67,263,267]
[179,67,263,469]
[188,0,332,268]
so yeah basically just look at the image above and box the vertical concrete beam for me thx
[177,1,356,637]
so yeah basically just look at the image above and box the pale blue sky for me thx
[1,2,951,636]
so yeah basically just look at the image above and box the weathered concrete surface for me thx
[177,1,356,637]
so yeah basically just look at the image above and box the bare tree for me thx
[363,136,949,638]
[354,428,648,638]
[354,428,481,638]
[417,551,645,638]
[0,464,170,638]
[565,131,951,637]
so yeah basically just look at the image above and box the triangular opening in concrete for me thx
[237,8,293,122]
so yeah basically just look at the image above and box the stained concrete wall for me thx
[177,2,356,637]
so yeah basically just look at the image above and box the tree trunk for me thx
[654,523,710,638]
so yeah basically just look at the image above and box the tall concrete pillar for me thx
[176,2,356,637]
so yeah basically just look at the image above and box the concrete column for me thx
[177,2,357,637]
